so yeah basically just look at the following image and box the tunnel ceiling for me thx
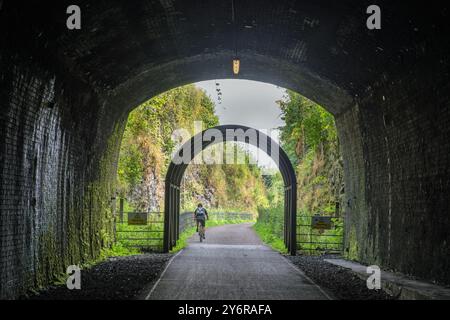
[3,0,446,115]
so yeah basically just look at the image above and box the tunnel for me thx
[0,0,449,298]
[163,125,297,254]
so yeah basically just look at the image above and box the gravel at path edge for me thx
[287,255,395,300]
[24,253,172,300]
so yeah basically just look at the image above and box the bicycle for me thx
[198,223,205,242]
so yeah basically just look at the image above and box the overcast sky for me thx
[195,79,286,171]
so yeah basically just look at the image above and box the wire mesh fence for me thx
[179,212,196,234]
[179,211,254,232]
[208,212,254,221]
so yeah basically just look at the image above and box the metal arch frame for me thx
[163,125,297,255]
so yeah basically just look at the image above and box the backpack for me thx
[195,207,206,219]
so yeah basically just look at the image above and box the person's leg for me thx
[198,224,203,240]
[202,220,206,239]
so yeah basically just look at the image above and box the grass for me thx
[116,213,165,251]
[254,207,344,255]
[253,222,288,254]
[100,242,141,258]
[170,226,197,253]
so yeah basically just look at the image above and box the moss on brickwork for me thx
[79,119,127,263]
[345,225,359,261]
[35,230,59,289]
[28,118,127,294]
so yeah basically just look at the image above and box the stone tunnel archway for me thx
[1,0,450,298]
[163,125,297,255]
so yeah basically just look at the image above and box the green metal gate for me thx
[115,212,164,252]
[296,215,344,254]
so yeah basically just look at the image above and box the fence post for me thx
[119,198,124,223]
[112,196,117,243]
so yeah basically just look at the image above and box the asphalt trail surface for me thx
[147,223,331,300]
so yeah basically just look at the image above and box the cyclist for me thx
[194,203,209,240]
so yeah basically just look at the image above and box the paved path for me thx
[146,223,331,300]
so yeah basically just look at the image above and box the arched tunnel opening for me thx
[163,125,297,254]
[115,79,341,262]
[0,0,449,300]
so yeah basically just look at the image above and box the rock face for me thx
[0,1,449,298]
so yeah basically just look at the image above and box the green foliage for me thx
[115,213,164,250]
[116,85,344,257]
[277,90,343,217]
[277,91,337,165]
[117,143,144,190]
[255,206,344,255]
[253,205,287,254]
[180,160,267,214]
[170,226,197,253]
[115,83,268,255]
[100,243,140,258]
[253,222,287,254]
[117,84,221,211]
[262,172,284,208]
[256,91,344,255]
[117,83,268,220]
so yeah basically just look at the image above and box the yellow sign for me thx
[311,216,332,230]
[128,212,148,226]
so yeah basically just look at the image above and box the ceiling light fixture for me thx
[233,59,240,75]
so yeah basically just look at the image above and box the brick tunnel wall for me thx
[336,58,450,284]
[1,56,449,298]
[1,0,449,299]
[0,55,125,299]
